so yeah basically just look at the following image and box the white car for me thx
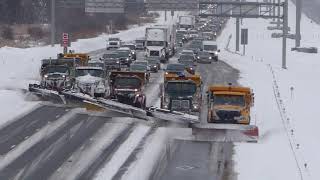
[107,37,121,50]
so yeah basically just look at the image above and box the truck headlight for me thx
[197,56,200,59]
[234,116,244,121]
[214,51,219,55]
[132,52,135,54]
[62,75,66,78]
[209,56,212,59]
[193,104,199,110]
[126,58,129,61]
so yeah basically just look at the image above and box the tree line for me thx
[0,0,48,24]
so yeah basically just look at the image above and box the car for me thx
[135,38,145,50]
[187,40,203,54]
[196,51,216,63]
[107,37,121,50]
[165,63,186,75]
[178,54,195,62]
[146,57,161,72]
[129,64,150,82]
[115,49,133,67]
[102,52,121,71]
[133,61,150,71]
[180,49,195,56]
[121,44,137,60]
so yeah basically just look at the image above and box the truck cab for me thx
[145,25,176,63]
[107,37,121,50]
[207,85,254,124]
[202,41,220,61]
[74,66,108,97]
[109,71,146,109]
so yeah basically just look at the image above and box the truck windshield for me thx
[123,45,135,50]
[116,51,130,57]
[109,42,118,45]
[166,82,197,97]
[44,66,69,74]
[147,41,164,46]
[214,95,245,106]
[103,53,118,59]
[167,64,185,72]
[130,64,147,72]
[204,45,217,51]
[114,78,141,88]
[75,69,104,78]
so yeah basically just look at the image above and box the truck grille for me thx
[150,51,160,56]
[216,110,241,121]
[171,100,190,111]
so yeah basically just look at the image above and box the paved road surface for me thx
[150,52,239,180]
[0,41,240,180]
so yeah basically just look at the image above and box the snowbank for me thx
[217,1,319,179]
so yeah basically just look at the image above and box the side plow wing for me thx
[191,123,259,143]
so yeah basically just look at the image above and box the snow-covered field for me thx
[217,1,319,180]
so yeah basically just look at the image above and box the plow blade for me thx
[28,84,66,104]
[146,107,200,124]
[84,99,148,120]
[191,123,259,143]
[81,97,200,124]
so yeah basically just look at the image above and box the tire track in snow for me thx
[75,123,136,180]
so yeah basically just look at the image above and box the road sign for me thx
[61,33,70,47]
[56,0,85,8]
[145,0,198,11]
[199,1,282,18]
[232,4,259,16]
[85,0,125,13]
[241,29,248,45]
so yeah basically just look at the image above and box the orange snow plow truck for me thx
[192,84,259,142]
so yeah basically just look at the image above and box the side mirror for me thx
[218,49,221,52]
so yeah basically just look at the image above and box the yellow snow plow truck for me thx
[192,84,259,142]
[161,73,202,114]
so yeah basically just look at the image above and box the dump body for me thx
[59,53,90,66]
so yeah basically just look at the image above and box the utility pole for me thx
[51,0,56,47]
[277,0,281,27]
[236,18,240,51]
[165,10,167,21]
[273,0,276,21]
[235,0,240,51]
[295,0,301,47]
[282,0,288,69]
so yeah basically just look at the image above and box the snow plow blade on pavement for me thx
[191,123,259,142]
[83,98,200,124]
[28,84,66,104]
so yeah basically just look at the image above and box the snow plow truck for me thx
[193,84,259,142]
[161,73,202,114]
[109,71,147,109]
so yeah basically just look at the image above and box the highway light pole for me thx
[51,0,56,47]
[295,0,301,47]
[282,0,288,69]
